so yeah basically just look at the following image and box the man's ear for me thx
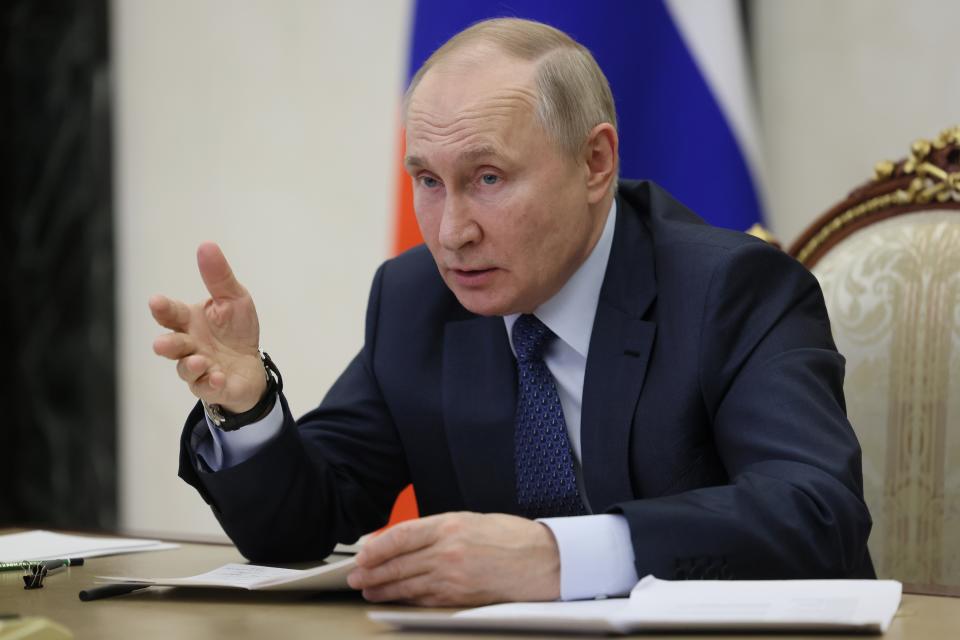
[582,123,618,204]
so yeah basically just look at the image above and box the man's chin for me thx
[449,287,518,317]
[456,297,510,317]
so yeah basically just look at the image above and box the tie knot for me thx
[512,314,554,363]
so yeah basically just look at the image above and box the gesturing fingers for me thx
[176,354,214,385]
[197,242,246,301]
[148,294,192,332]
[153,332,197,360]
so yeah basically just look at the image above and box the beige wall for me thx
[113,0,411,537]
[752,0,960,246]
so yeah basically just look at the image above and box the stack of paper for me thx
[96,557,357,591]
[0,530,177,562]
[370,575,903,634]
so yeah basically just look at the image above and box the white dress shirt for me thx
[198,199,639,600]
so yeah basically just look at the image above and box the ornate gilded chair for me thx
[789,126,960,596]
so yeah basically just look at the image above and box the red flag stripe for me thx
[385,125,422,527]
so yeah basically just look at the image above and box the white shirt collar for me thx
[504,199,617,358]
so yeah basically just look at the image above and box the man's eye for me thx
[420,176,439,188]
[481,174,500,185]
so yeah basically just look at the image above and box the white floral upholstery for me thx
[812,210,960,587]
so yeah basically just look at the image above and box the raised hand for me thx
[149,242,266,412]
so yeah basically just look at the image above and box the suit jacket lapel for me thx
[442,316,520,514]
[581,193,658,512]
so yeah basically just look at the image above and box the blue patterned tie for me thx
[512,314,586,519]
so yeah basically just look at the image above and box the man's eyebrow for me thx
[404,145,504,171]
[404,155,426,170]
[457,144,501,163]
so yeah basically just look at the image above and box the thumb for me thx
[197,242,246,300]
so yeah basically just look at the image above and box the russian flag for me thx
[387,0,765,525]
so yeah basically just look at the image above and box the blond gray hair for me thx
[404,18,618,160]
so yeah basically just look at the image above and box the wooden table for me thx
[3,539,959,639]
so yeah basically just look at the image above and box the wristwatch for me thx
[202,351,283,432]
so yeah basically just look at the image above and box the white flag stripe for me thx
[664,0,767,209]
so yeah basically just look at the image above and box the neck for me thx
[582,191,615,263]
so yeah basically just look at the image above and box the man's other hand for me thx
[149,242,265,413]
[347,512,561,606]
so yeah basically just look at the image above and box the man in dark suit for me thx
[150,18,873,607]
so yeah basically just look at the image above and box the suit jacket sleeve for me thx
[612,241,873,580]
[177,263,409,562]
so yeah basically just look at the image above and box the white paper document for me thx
[370,575,903,634]
[97,556,357,591]
[0,530,177,562]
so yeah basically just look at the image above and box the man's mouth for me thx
[449,267,497,286]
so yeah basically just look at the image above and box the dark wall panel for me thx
[1,0,115,529]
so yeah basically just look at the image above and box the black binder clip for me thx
[22,560,74,590]
[23,564,49,589]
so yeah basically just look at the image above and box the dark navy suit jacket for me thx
[179,180,875,580]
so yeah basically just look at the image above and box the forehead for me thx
[405,52,542,162]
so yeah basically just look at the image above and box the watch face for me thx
[202,399,226,427]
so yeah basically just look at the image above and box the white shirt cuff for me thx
[538,514,639,601]
[196,398,285,471]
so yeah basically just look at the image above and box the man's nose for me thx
[438,194,481,251]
